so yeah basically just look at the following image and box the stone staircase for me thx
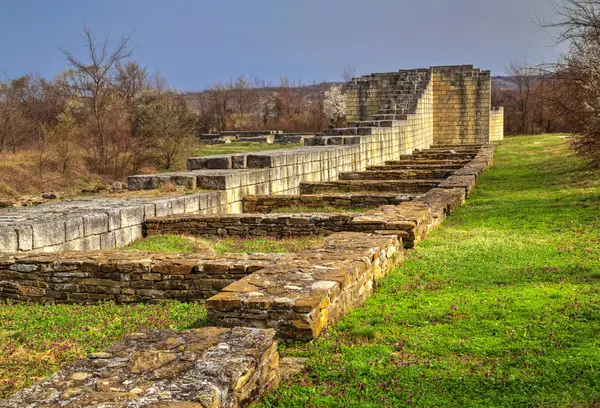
[324,68,432,137]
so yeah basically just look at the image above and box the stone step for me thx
[369,163,464,170]
[438,175,478,196]
[421,148,482,154]
[431,144,485,149]
[385,159,471,166]
[399,152,477,160]
[299,179,441,194]
[1,327,278,407]
[371,114,409,121]
[339,169,455,181]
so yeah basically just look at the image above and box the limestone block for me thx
[186,156,207,170]
[99,231,116,249]
[65,217,84,242]
[82,213,109,236]
[15,226,33,252]
[0,227,18,253]
[154,200,173,217]
[81,235,101,251]
[32,220,66,249]
[120,206,144,228]
[114,227,132,248]
[184,195,200,213]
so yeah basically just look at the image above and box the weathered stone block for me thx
[82,213,109,236]
[0,227,18,253]
[32,220,66,249]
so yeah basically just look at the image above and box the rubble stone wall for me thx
[242,193,416,213]
[0,251,285,304]
[0,327,279,408]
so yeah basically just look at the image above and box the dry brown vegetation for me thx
[0,25,342,201]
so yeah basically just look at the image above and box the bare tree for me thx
[341,64,356,83]
[61,24,133,173]
[207,82,231,131]
[539,0,600,164]
[116,60,149,103]
[133,88,196,170]
[507,62,539,135]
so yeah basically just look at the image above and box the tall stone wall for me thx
[490,106,504,141]
[346,65,493,145]
[431,65,491,145]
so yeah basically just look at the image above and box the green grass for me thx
[124,234,207,253]
[212,236,322,253]
[125,234,322,254]
[0,301,206,398]
[258,135,600,408]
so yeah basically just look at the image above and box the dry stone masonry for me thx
[0,327,279,408]
[0,65,500,407]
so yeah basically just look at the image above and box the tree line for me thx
[0,26,346,187]
[497,0,600,166]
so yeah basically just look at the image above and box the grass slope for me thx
[259,135,600,407]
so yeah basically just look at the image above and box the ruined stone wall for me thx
[345,69,431,123]
[0,191,229,254]
[431,65,491,144]
[490,106,504,141]
[0,327,279,408]
[0,251,283,303]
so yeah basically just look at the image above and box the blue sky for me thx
[0,0,567,91]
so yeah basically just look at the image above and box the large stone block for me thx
[0,227,18,253]
[31,220,66,249]
[82,213,109,236]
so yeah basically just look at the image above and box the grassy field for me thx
[125,234,322,254]
[1,135,598,406]
[259,135,600,407]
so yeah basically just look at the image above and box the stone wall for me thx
[0,191,229,254]
[345,65,491,145]
[207,232,404,340]
[0,251,285,303]
[490,106,504,141]
[0,327,279,408]
[431,65,491,145]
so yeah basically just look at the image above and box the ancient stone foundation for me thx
[0,65,500,407]
[0,327,279,408]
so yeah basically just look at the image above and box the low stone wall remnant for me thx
[0,327,279,408]
[0,251,286,304]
